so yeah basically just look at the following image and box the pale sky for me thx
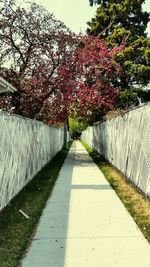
[18,0,150,35]
[33,0,97,34]
[31,0,150,35]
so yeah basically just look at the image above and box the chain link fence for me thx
[81,103,150,197]
[0,111,65,210]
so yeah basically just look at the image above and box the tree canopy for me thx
[0,0,76,120]
[0,0,125,124]
[42,35,124,123]
[88,0,149,41]
[87,0,150,95]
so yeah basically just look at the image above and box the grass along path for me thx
[0,141,72,267]
[81,140,150,244]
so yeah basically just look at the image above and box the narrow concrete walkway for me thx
[21,141,150,267]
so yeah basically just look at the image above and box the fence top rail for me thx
[92,101,150,126]
[0,110,64,129]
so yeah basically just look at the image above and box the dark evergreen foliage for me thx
[87,0,150,96]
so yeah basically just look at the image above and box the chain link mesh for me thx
[82,103,150,197]
[0,112,64,210]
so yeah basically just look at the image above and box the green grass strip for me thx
[0,141,72,267]
[81,140,150,244]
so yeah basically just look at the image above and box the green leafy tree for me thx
[87,0,150,98]
[69,117,88,139]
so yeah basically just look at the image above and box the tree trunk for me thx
[63,119,68,149]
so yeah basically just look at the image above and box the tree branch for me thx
[9,27,25,65]
[98,21,113,38]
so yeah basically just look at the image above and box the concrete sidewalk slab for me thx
[21,141,150,267]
